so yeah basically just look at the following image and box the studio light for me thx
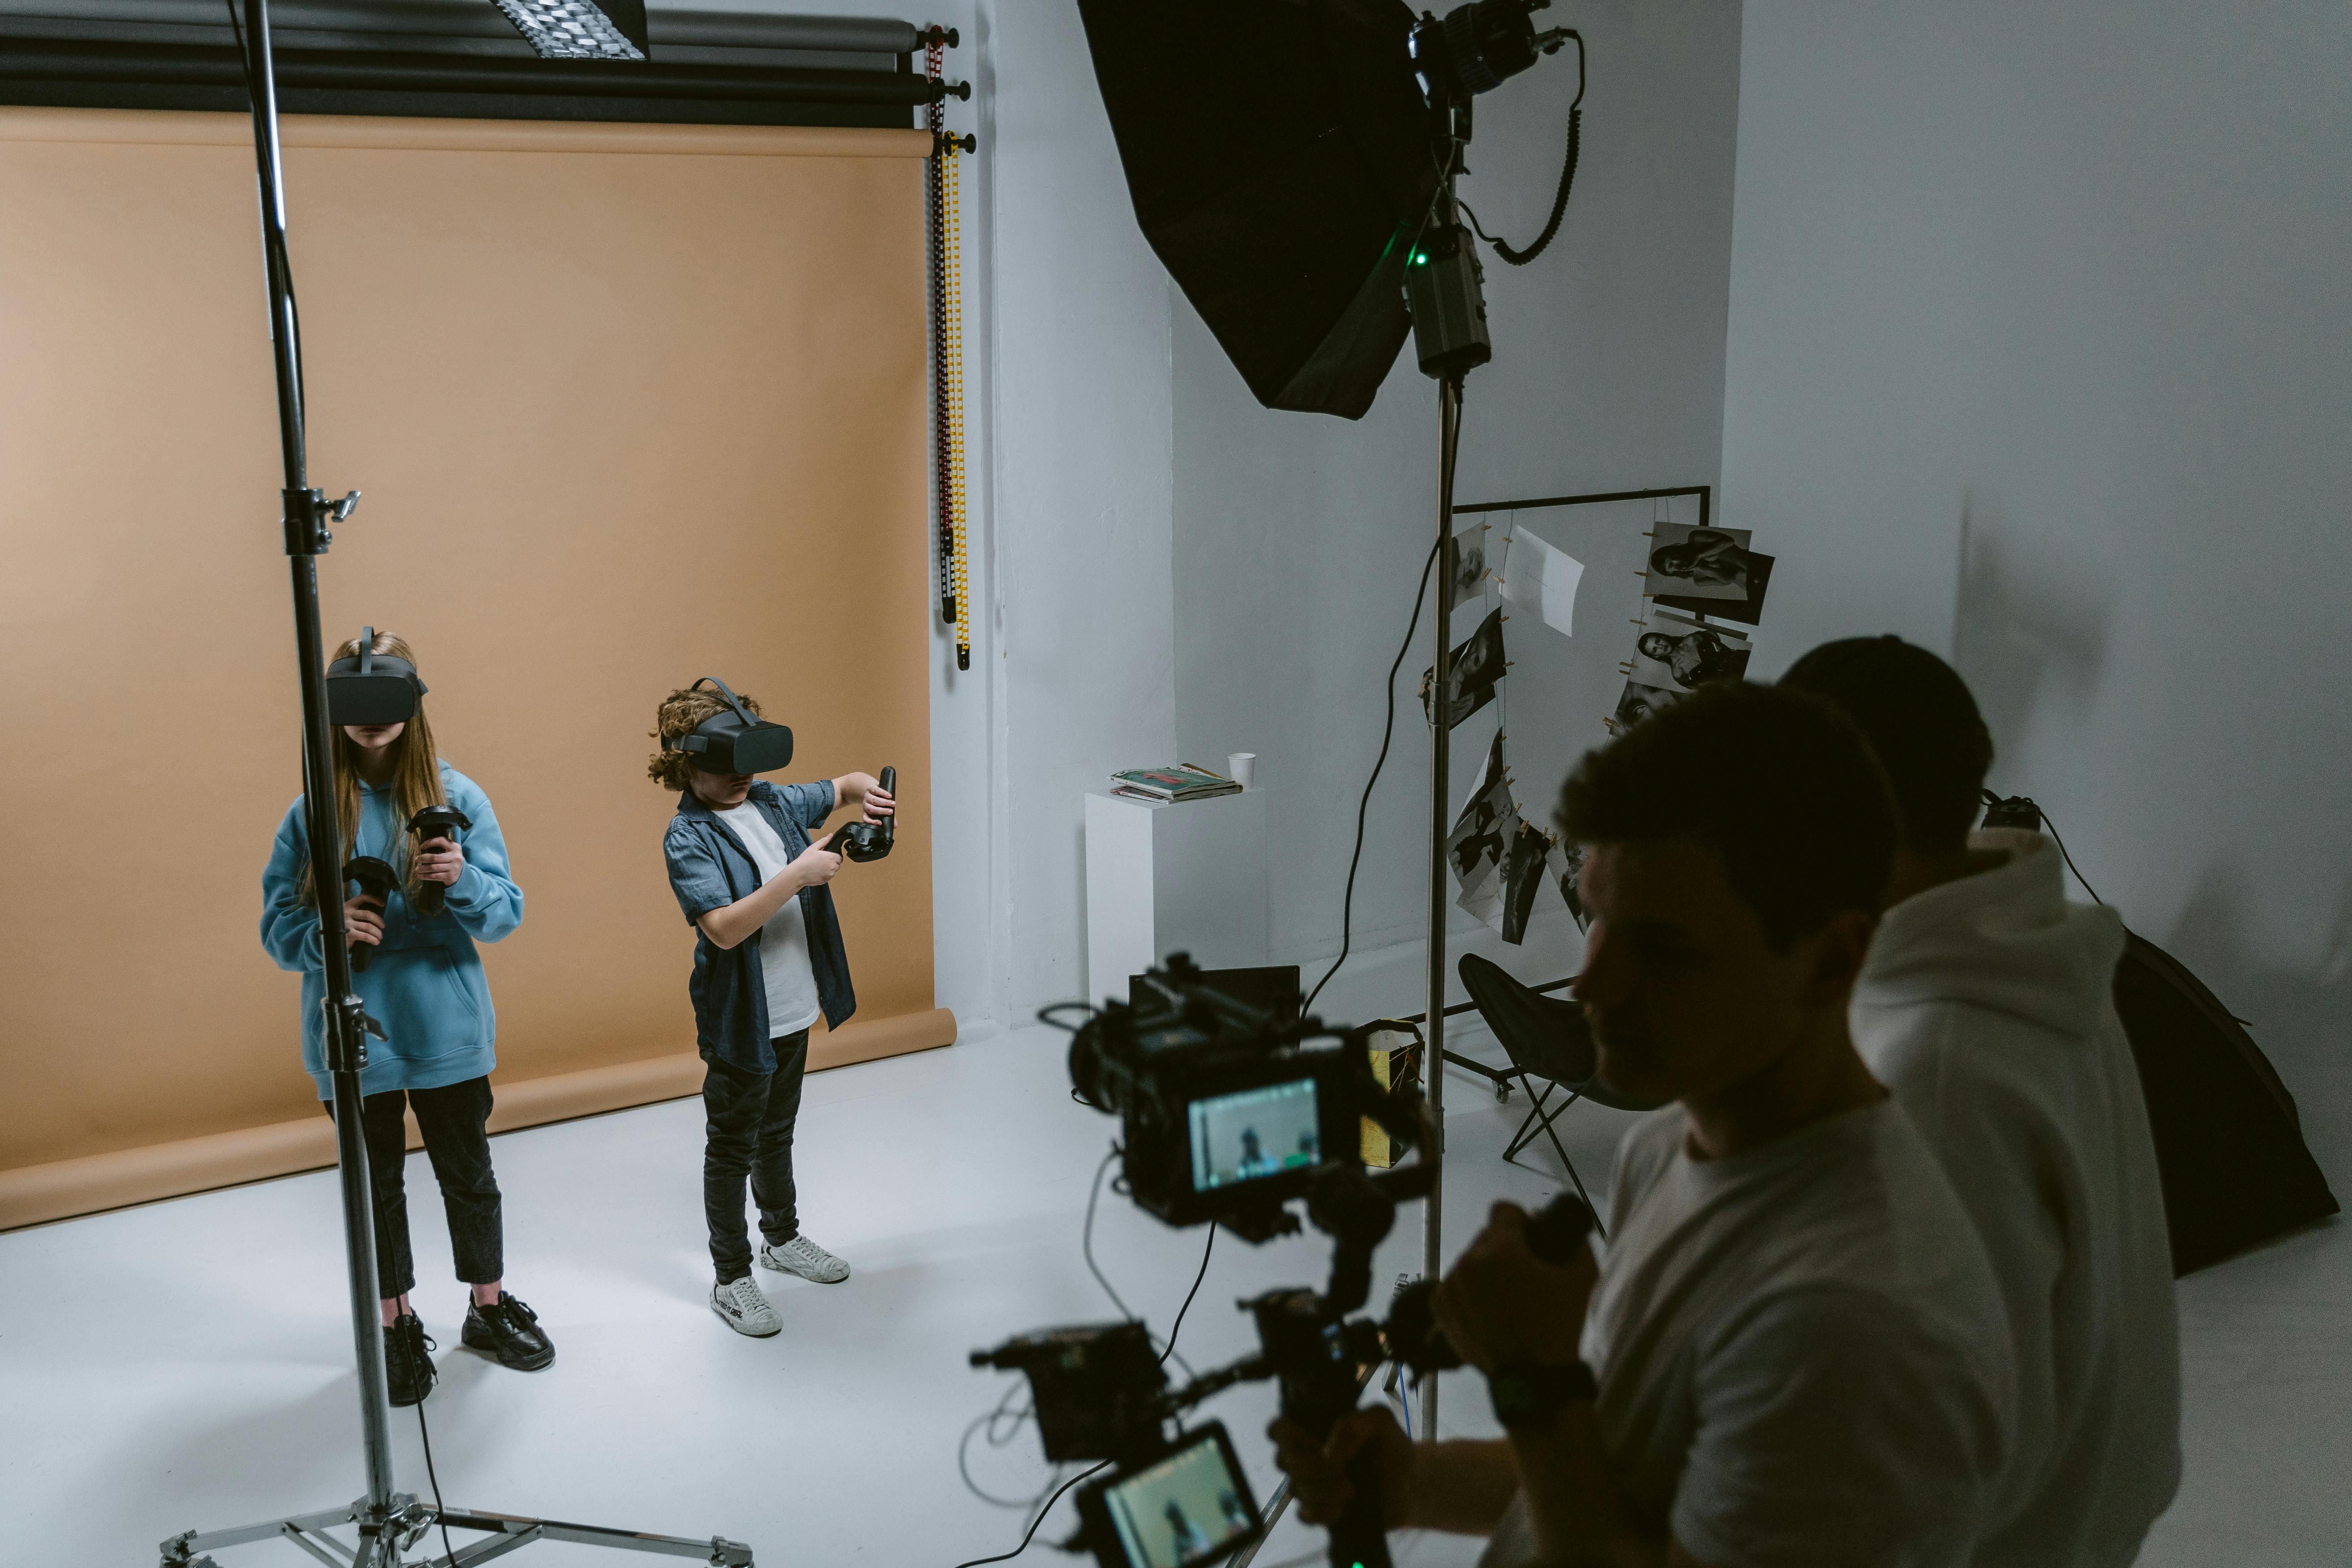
[1076,0,1582,1506]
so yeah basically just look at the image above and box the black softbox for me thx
[1076,0,1441,419]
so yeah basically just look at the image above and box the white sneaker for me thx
[710,1275,781,1337]
[759,1233,851,1284]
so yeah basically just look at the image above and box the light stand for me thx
[160,5,751,1564]
[1406,104,1491,1444]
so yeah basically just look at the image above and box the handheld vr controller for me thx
[976,958,1442,1568]
[834,765,897,863]
[407,806,471,919]
[341,855,399,972]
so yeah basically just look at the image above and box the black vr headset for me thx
[665,676,794,776]
[325,627,427,726]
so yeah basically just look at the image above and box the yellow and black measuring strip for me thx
[925,33,974,671]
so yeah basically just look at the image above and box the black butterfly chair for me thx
[1458,953,1667,1239]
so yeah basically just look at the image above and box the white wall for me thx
[1170,0,1747,1015]
[1719,1,2352,1178]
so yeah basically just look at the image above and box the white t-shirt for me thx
[1480,1100,2015,1568]
[714,801,821,1039]
[1853,832,2181,1568]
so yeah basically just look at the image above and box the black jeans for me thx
[702,1030,809,1283]
[327,1075,503,1298]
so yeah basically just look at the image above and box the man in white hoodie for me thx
[1782,637,2181,1567]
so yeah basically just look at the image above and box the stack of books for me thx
[1109,764,1242,803]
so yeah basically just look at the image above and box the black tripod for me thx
[160,5,749,1564]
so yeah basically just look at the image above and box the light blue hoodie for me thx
[260,762,523,1098]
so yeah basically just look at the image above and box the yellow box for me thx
[1361,1020,1426,1168]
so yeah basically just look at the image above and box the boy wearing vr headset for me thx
[651,679,894,1337]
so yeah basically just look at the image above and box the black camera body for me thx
[977,959,1439,1568]
[1068,957,1421,1241]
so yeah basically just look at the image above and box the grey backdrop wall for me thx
[1718,0,2352,1181]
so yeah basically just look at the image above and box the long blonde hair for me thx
[298,630,448,901]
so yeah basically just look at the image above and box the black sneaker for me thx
[461,1292,555,1371]
[385,1313,437,1407]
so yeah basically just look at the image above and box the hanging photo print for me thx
[1499,819,1553,945]
[1629,610,1751,691]
[1612,679,1684,731]
[1446,520,1492,612]
[1420,607,1506,730]
[1645,522,1752,602]
[1548,836,1589,929]
[1497,523,1584,637]
[1446,731,1515,905]
[1656,551,1774,628]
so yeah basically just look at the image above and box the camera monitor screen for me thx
[1099,1426,1260,1568]
[1188,1077,1320,1193]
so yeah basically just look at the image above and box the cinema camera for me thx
[974,957,1443,1568]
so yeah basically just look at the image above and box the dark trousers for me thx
[702,1031,810,1283]
[327,1075,503,1298]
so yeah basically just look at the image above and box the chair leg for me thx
[1505,1081,1610,1243]
[1502,1077,1555,1161]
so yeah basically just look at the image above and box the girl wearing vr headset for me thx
[651,678,893,1339]
[259,629,548,1407]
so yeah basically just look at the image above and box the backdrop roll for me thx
[0,106,949,1226]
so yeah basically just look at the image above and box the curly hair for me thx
[647,682,764,791]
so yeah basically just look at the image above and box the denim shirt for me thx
[663,779,855,1072]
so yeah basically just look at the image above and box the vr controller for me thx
[833,766,897,863]
[408,806,471,919]
[341,855,400,972]
[665,676,794,777]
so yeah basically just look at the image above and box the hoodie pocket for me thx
[433,945,485,1026]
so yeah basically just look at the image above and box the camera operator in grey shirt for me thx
[1273,684,2014,1568]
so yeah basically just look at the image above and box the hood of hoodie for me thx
[1854,829,2125,1040]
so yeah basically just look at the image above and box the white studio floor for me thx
[4,1015,2348,1568]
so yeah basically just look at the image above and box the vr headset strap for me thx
[690,676,761,731]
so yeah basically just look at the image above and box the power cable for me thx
[1303,537,1444,1016]
[2035,804,2106,908]
[414,1392,459,1568]
[1457,31,1585,266]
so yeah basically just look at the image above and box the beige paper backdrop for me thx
[0,109,948,1224]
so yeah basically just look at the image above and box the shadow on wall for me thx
[1951,489,2112,760]
[2163,870,2352,1191]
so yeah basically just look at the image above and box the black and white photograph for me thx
[1630,610,1752,691]
[1498,818,1552,945]
[1657,549,1775,627]
[1612,678,1685,731]
[1548,835,1590,928]
[1645,521,1751,601]
[1448,732,1515,904]
[1447,518,1492,611]
[1420,606,1507,730]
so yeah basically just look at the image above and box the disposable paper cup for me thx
[1228,752,1256,789]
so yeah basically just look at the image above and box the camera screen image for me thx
[1102,1429,1259,1568]
[1187,1077,1320,1193]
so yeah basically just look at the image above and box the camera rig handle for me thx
[406,805,471,918]
[341,855,399,973]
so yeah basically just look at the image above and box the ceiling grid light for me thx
[490,0,645,60]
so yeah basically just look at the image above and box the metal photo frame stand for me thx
[162,6,750,1565]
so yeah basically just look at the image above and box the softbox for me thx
[1076,0,1441,419]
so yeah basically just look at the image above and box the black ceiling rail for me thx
[0,36,948,103]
